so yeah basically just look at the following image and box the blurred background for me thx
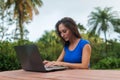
[0,0,120,71]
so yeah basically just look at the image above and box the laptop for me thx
[14,44,67,72]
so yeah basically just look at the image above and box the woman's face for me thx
[58,23,72,41]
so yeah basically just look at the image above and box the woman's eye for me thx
[63,30,67,33]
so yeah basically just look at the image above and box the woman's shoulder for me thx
[80,38,90,44]
[78,38,90,48]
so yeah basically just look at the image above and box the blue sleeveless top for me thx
[63,39,90,63]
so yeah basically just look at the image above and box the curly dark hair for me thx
[55,17,82,45]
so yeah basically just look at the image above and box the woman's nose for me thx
[61,33,64,37]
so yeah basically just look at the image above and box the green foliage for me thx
[92,57,120,69]
[39,43,62,61]
[90,40,120,69]
[0,52,21,71]
[81,32,120,69]
[36,30,63,61]
[0,40,34,71]
[0,29,120,71]
[0,41,21,71]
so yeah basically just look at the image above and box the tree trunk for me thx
[18,8,24,45]
[104,31,107,54]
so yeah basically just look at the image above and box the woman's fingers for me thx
[43,60,50,64]
[44,61,63,67]
[45,61,56,67]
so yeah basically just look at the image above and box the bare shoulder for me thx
[85,44,91,48]
[83,44,91,52]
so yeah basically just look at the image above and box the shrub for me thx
[0,52,21,71]
[92,57,120,69]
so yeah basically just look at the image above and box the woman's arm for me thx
[51,44,91,69]
[43,49,65,67]
[56,49,65,61]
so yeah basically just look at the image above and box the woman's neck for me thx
[69,36,80,44]
[68,37,80,51]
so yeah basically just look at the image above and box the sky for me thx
[26,0,120,41]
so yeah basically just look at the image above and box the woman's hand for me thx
[44,61,64,67]
[52,61,64,66]
[43,60,50,65]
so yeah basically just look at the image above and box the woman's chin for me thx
[64,39,69,41]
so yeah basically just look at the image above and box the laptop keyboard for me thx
[44,65,68,71]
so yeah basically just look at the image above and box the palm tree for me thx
[77,23,86,33]
[88,7,120,42]
[5,0,43,44]
[88,7,120,53]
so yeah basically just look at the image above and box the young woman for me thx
[43,17,91,69]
